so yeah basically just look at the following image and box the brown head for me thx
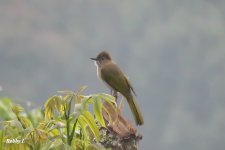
[90,51,112,66]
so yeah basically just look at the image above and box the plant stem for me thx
[65,93,75,146]
[68,118,78,146]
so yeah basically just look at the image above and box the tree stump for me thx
[100,102,142,150]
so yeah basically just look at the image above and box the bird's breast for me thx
[97,66,114,90]
[96,66,101,79]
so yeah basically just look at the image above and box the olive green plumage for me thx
[91,51,144,126]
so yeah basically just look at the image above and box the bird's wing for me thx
[101,63,131,95]
[124,75,136,96]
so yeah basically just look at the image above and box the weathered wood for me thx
[100,102,142,150]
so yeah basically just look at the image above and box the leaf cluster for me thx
[0,87,117,150]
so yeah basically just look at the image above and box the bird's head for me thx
[90,51,112,66]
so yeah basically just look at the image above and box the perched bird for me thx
[91,51,144,125]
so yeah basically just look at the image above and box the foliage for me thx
[0,87,117,150]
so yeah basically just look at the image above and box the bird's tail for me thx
[126,94,144,126]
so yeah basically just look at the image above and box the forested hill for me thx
[0,1,225,150]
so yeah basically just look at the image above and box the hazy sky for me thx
[0,0,225,149]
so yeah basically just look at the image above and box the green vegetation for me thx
[0,87,117,150]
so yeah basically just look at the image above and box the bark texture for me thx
[100,102,142,150]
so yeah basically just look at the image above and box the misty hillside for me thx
[0,0,225,149]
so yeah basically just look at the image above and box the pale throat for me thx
[94,61,101,79]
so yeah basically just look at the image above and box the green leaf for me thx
[93,96,105,127]
[102,105,112,125]
[0,98,15,119]
[77,116,88,139]
[11,104,24,117]
[44,95,64,120]
[98,93,116,105]
[57,90,74,95]
[0,130,3,150]
[98,93,118,118]
[80,111,99,141]
[18,116,33,128]
[81,96,93,111]
[77,86,87,94]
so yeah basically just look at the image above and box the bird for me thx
[90,51,144,126]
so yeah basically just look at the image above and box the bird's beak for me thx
[90,58,97,61]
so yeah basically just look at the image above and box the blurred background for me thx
[0,0,225,149]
